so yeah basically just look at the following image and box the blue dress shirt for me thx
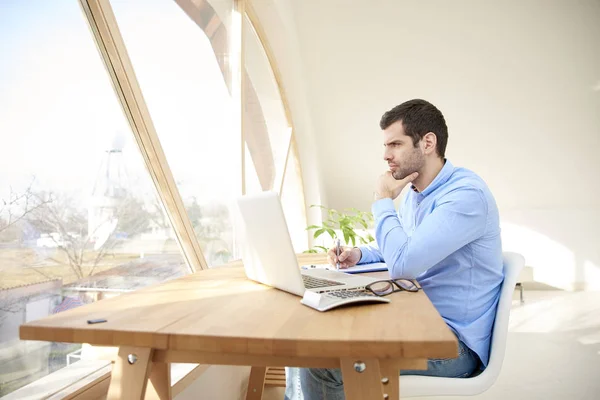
[358,160,503,366]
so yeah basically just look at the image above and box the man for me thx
[288,99,504,399]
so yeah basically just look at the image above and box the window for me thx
[0,1,310,397]
[243,15,291,195]
[243,14,307,251]
[281,141,309,252]
[110,0,238,267]
[0,1,186,395]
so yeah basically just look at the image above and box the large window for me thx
[0,1,186,395]
[243,15,291,195]
[281,141,309,252]
[0,0,310,397]
[110,0,238,267]
[243,14,307,251]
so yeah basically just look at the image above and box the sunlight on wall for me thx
[584,260,600,291]
[501,222,575,290]
[577,330,600,346]
[508,290,600,336]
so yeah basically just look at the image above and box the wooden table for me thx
[20,256,456,400]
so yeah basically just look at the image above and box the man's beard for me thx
[391,149,425,180]
[392,169,411,180]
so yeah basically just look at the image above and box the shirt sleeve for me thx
[357,242,384,264]
[372,188,488,279]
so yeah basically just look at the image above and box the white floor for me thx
[264,289,600,400]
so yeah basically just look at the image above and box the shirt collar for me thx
[411,159,454,196]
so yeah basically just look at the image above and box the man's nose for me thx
[383,149,392,161]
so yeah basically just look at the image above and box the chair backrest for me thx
[399,252,525,398]
[484,252,525,381]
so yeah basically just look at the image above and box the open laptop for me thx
[233,191,390,311]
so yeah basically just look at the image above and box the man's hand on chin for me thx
[374,171,419,201]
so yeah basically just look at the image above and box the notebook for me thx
[301,262,388,274]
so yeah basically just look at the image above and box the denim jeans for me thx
[284,340,480,400]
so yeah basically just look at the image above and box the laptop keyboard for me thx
[302,275,344,289]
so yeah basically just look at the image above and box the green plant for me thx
[305,205,375,253]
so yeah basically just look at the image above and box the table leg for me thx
[379,359,400,400]
[107,346,154,400]
[146,361,171,400]
[246,366,267,400]
[340,358,384,400]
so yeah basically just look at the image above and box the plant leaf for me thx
[325,228,336,239]
[343,229,350,246]
[313,228,325,239]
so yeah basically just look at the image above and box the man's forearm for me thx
[357,244,383,264]
[373,189,489,279]
[372,198,418,279]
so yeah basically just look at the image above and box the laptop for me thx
[233,191,390,311]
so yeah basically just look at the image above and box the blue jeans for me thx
[284,340,480,400]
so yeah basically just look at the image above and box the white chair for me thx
[400,252,525,398]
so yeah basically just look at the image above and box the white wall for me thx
[288,0,600,289]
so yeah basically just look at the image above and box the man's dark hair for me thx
[380,99,448,158]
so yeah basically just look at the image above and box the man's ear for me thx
[423,132,437,155]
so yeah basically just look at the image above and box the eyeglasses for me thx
[365,279,420,297]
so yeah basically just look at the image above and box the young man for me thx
[288,99,504,399]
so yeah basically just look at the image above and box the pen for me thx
[336,238,340,270]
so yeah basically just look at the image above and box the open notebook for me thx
[301,262,388,274]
